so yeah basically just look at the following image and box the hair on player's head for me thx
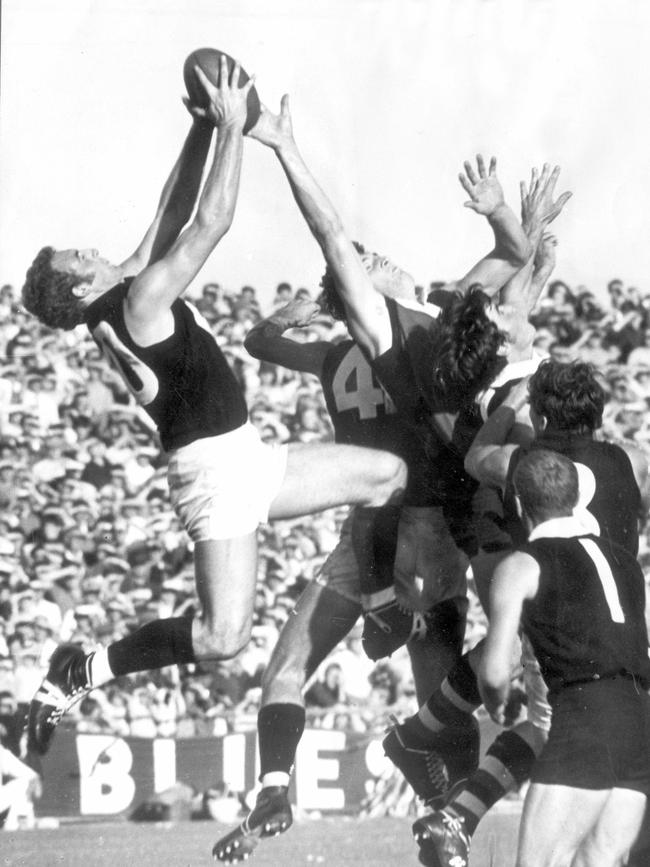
[22,247,88,331]
[529,359,604,432]
[432,285,506,408]
[513,448,578,525]
[317,241,367,324]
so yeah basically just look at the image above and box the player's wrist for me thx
[486,201,509,221]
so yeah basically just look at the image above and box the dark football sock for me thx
[406,653,481,742]
[107,616,195,676]
[352,506,401,610]
[258,703,306,778]
[447,730,537,835]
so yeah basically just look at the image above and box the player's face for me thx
[51,248,121,298]
[361,252,416,300]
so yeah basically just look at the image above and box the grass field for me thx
[1,808,520,867]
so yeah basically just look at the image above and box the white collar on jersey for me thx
[393,297,441,318]
[528,515,592,541]
[488,349,547,388]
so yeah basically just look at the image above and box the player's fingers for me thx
[476,153,486,179]
[555,191,573,211]
[538,162,551,192]
[230,60,242,88]
[458,174,474,197]
[529,166,539,197]
[519,180,527,203]
[463,201,478,211]
[489,156,497,176]
[219,53,229,87]
[463,160,478,186]
[280,94,291,115]
[242,74,256,95]
[194,66,215,95]
[544,164,561,198]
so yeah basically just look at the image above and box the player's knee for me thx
[367,453,407,506]
[194,618,251,661]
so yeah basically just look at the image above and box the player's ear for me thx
[71,282,94,299]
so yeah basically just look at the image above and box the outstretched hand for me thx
[182,56,256,130]
[276,298,321,327]
[521,164,572,234]
[459,155,505,216]
[248,94,295,148]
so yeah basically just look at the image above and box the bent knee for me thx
[194,619,251,661]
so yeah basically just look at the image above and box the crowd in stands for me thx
[0,273,650,756]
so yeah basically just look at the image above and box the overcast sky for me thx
[2,0,650,302]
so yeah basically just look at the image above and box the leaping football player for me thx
[22,61,407,759]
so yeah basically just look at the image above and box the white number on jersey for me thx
[91,321,159,406]
[572,462,600,536]
[578,537,625,623]
[332,345,396,420]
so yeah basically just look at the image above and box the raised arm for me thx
[244,298,331,375]
[499,164,571,313]
[120,113,214,276]
[479,550,540,724]
[249,97,392,359]
[125,59,253,336]
[464,376,533,487]
[446,156,532,297]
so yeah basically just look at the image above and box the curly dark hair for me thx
[432,286,506,408]
[22,247,88,330]
[317,241,367,322]
[528,359,604,432]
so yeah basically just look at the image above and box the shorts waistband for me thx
[555,671,647,691]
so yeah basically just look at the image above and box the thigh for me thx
[517,783,609,867]
[269,442,403,519]
[262,582,360,705]
[573,789,647,867]
[394,508,468,611]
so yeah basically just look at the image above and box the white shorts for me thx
[521,633,552,733]
[167,423,288,542]
[316,506,467,609]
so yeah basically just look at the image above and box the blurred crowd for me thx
[0,273,650,756]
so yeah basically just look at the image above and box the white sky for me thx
[2,0,650,302]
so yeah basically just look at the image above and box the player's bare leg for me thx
[269,442,406,518]
[213,581,360,863]
[192,533,259,659]
[516,784,633,867]
[571,788,646,867]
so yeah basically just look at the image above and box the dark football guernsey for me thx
[520,528,650,694]
[320,339,445,506]
[504,434,641,555]
[368,297,476,514]
[85,280,248,452]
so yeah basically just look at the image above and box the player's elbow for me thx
[195,207,234,241]
[243,334,262,358]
